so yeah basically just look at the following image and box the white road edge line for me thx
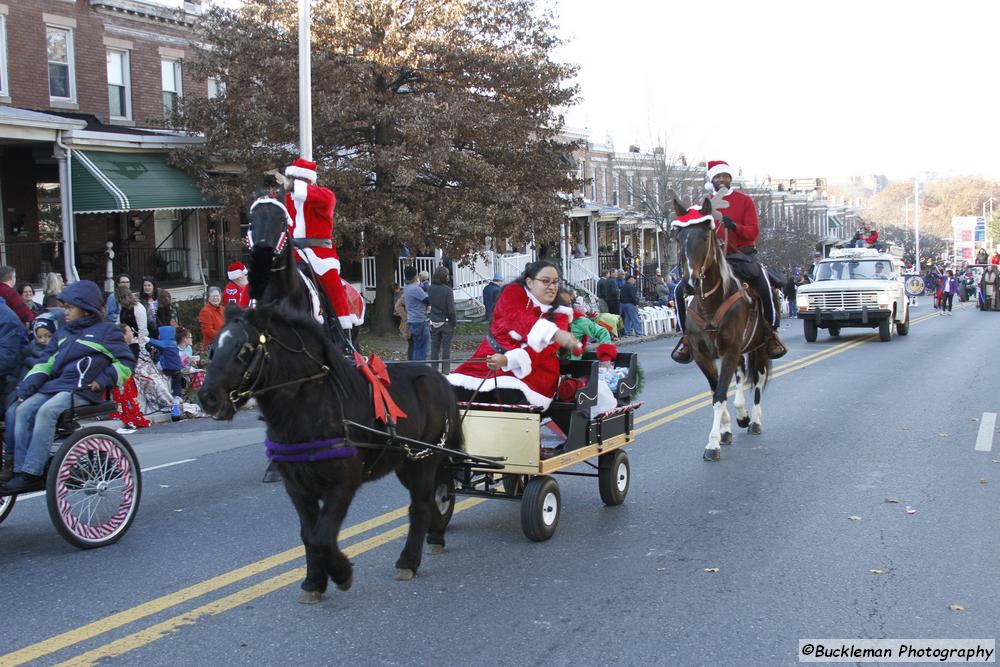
[12,458,199,502]
[975,412,997,452]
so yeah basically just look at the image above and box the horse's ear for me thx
[672,197,687,217]
[223,303,242,323]
[700,197,713,216]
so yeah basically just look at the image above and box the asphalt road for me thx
[1,299,997,666]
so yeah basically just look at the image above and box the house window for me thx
[207,76,225,99]
[107,49,131,119]
[591,168,597,201]
[600,168,607,203]
[161,59,182,114]
[47,26,75,100]
[612,173,620,207]
[576,163,584,196]
[0,16,8,97]
[626,175,634,207]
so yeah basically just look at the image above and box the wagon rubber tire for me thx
[878,317,892,342]
[828,325,841,337]
[896,309,910,336]
[520,476,560,542]
[46,427,142,549]
[598,450,630,506]
[501,474,525,498]
[803,319,818,342]
[0,493,15,525]
[430,464,456,529]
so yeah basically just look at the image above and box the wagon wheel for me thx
[46,427,142,549]
[429,463,455,529]
[520,476,560,542]
[598,450,630,506]
[0,493,15,525]
[501,474,525,497]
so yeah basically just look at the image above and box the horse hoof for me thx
[298,590,323,604]
[703,449,720,462]
[394,568,415,581]
[748,423,762,435]
[720,432,733,446]
[336,574,353,591]
[736,417,750,428]
[427,544,444,555]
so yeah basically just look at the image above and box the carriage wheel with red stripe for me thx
[0,492,15,525]
[46,427,142,549]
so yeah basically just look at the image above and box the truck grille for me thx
[806,291,879,310]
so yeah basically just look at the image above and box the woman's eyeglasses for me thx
[530,277,559,287]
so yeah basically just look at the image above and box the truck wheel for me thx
[878,318,891,342]
[896,308,910,336]
[803,319,817,342]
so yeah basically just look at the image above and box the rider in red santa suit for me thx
[671,160,787,363]
[448,261,581,410]
[283,157,360,330]
[223,262,250,308]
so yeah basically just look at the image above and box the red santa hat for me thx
[284,157,317,183]
[670,206,715,230]
[227,261,248,280]
[705,160,732,191]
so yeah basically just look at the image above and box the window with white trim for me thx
[207,76,225,99]
[107,49,131,120]
[612,173,619,207]
[626,174,634,207]
[599,168,606,203]
[161,59,182,114]
[0,16,8,97]
[591,168,597,201]
[47,26,75,100]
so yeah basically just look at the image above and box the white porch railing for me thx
[567,255,600,296]
[362,256,439,298]
[495,251,533,282]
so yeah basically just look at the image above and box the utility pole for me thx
[298,0,312,161]
[914,180,921,270]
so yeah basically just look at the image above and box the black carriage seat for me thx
[55,393,118,438]
[548,353,639,453]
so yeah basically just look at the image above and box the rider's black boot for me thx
[671,337,693,364]
[767,330,788,359]
[0,472,45,495]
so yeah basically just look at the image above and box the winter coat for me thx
[0,282,34,324]
[17,313,135,402]
[482,282,502,320]
[198,302,225,347]
[0,298,26,382]
[148,325,183,373]
[714,189,759,254]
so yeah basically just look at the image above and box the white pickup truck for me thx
[795,248,910,342]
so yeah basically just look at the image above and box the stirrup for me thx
[671,337,693,364]
[767,334,787,359]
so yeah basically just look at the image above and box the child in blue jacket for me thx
[148,324,183,399]
[1,281,135,495]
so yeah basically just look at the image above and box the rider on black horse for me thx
[671,160,787,363]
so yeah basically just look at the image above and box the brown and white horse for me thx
[671,198,772,461]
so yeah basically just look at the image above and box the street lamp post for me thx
[914,180,921,270]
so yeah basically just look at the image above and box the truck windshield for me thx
[816,260,891,281]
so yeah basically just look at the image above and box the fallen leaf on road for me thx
[703,567,720,573]
[901,426,911,431]
[938,433,950,437]
[971,418,979,422]
[656,567,668,572]
[848,515,863,521]
[992,460,1000,464]
[884,497,901,503]
[174,509,184,512]
[905,506,917,515]
[868,569,885,575]
[980,478,988,484]
[159,484,170,489]
[948,603,966,612]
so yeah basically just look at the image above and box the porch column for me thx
[55,140,79,281]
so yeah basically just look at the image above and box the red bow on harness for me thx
[353,352,408,424]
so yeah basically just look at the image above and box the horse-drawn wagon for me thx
[0,394,142,548]
[434,352,641,542]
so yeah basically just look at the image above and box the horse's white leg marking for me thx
[720,400,732,437]
[733,365,749,422]
[706,401,725,452]
[751,369,766,427]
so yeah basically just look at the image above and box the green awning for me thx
[827,215,842,229]
[72,150,218,214]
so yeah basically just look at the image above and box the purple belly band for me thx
[264,436,358,462]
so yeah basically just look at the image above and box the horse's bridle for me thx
[681,225,722,299]
[223,319,332,409]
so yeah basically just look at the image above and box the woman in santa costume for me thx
[448,261,582,409]
[223,261,250,308]
[283,157,360,330]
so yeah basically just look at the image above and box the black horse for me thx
[198,246,463,603]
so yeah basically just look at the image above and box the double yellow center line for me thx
[5,311,942,666]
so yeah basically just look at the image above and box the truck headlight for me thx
[877,293,891,308]
[796,294,810,310]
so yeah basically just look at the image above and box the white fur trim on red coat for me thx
[297,247,341,274]
[338,314,362,328]
[285,165,317,182]
[501,348,532,378]
[446,372,554,409]
[527,318,558,352]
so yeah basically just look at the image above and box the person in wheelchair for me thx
[1,281,135,495]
